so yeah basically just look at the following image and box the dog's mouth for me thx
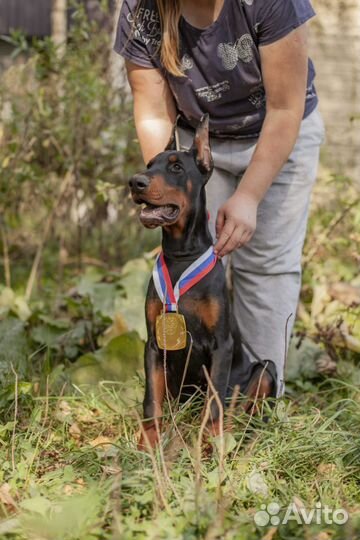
[137,200,180,228]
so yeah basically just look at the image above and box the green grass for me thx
[1,362,360,540]
[0,165,359,539]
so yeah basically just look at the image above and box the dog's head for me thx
[129,115,213,229]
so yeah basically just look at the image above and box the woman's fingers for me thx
[215,208,225,239]
[217,226,247,257]
[214,193,258,256]
[214,219,236,255]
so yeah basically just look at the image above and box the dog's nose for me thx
[129,174,150,193]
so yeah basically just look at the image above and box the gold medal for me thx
[155,312,187,350]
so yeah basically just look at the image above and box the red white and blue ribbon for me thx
[153,246,217,312]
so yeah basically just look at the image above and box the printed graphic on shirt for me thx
[180,54,194,72]
[126,7,161,48]
[116,0,318,137]
[248,88,266,109]
[195,81,230,102]
[306,84,317,100]
[217,34,254,70]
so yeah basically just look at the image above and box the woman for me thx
[114,0,325,395]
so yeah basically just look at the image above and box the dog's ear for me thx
[191,114,213,178]
[164,115,180,151]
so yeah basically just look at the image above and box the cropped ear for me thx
[191,114,213,178]
[164,115,180,151]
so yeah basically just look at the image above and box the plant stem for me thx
[0,221,11,288]
[25,169,73,301]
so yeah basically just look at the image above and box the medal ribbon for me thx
[153,246,217,312]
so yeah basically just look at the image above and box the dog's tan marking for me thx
[145,175,166,201]
[151,367,165,418]
[146,298,162,331]
[186,179,193,193]
[140,176,190,235]
[182,297,221,331]
[163,190,190,239]
[168,154,178,163]
[138,420,162,451]
[138,366,165,451]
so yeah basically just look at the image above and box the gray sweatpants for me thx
[178,108,325,395]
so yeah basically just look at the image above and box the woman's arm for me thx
[214,25,309,257]
[126,61,177,164]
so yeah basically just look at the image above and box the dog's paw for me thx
[137,423,161,452]
[243,368,274,415]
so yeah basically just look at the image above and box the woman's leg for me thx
[231,108,325,395]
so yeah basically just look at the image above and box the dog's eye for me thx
[170,162,183,174]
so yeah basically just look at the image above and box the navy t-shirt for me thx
[114,0,318,139]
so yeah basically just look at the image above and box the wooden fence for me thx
[0,0,51,36]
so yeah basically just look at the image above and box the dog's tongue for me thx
[140,204,178,228]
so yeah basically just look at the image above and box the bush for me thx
[0,3,157,297]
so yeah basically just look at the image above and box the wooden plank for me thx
[0,0,51,36]
[0,0,115,36]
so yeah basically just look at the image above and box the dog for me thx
[129,115,277,450]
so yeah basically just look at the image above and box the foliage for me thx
[0,372,360,539]
[0,163,359,539]
[0,4,359,539]
[0,2,157,296]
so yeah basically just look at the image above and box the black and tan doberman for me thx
[129,115,277,450]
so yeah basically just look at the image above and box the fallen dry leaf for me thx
[89,436,113,449]
[99,313,129,346]
[247,470,269,496]
[55,400,73,422]
[75,478,86,486]
[328,282,360,306]
[59,400,72,414]
[292,495,305,510]
[63,484,74,496]
[317,463,337,477]
[69,422,81,440]
[0,483,17,510]
[76,410,97,424]
[101,465,122,476]
[314,532,331,540]
[262,527,277,540]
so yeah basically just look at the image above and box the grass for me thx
[1,360,360,540]
[0,168,359,539]
[0,12,359,536]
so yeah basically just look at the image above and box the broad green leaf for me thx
[0,318,29,380]
[68,331,143,385]
[247,470,269,496]
[119,258,151,296]
[0,287,31,321]
[19,489,104,540]
[31,324,66,348]
[76,269,118,318]
[114,295,147,341]
[20,496,52,516]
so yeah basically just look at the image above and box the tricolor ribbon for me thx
[153,246,218,312]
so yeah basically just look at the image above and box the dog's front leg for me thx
[138,339,165,451]
[205,335,233,438]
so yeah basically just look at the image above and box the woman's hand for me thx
[214,191,258,257]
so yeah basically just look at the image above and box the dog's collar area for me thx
[153,246,218,312]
